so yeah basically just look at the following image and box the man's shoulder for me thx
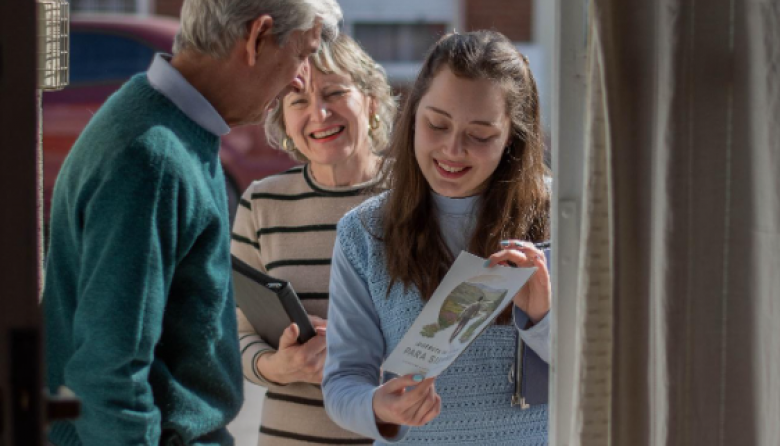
[60,126,195,207]
[87,74,202,140]
[71,75,208,177]
[98,74,164,117]
[111,125,189,167]
[74,76,176,145]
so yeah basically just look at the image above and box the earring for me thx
[282,137,294,152]
[369,114,380,131]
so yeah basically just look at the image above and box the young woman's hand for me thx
[372,374,441,433]
[486,241,551,324]
[256,316,328,385]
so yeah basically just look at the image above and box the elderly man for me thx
[43,1,342,445]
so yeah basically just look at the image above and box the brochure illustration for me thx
[381,251,536,378]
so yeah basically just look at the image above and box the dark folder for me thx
[231,255,316,349]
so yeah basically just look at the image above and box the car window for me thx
[69,31,156,85]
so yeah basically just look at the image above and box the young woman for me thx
[322,31,551,445]
[230,34,396,445]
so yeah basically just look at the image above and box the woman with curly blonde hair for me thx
[231,33,396,445]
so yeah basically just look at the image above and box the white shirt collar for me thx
[146,53,230,136]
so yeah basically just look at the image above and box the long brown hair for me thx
[381,31,550,321]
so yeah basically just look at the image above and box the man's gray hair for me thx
[173,0,342,58]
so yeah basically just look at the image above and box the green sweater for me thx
[44,74,243,446]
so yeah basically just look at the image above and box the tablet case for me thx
[231,255,316,349]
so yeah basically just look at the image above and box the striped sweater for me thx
[230,164,378,445]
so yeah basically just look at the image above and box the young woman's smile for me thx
[414,67,511,198]
[433,159,471,178]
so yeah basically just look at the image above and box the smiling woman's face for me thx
[414,67,511,198]
[282,69,373,169]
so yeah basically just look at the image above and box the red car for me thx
[43,14,298,222]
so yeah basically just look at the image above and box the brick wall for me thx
[155,0,184,17]
[465,0,533,42]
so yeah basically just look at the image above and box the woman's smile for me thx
[434,159,472,178]
[309,125,346,143]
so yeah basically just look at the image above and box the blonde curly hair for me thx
[264,33,397,162]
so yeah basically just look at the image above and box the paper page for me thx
[381,251,536,378]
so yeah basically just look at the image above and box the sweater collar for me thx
[146,53,230,137]
[303,164,383,196]
[431,192,481,216]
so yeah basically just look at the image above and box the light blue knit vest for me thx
[338,196,548,446]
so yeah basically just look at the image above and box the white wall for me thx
[136,0,154,15]
[533,0,555,132]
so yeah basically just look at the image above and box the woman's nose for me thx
[442,134,465,156]
[311,97,330,122]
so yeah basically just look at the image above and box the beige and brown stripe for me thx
[231,165,379,445]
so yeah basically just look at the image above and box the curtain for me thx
[565,5,614,444]
[567,0,780,444]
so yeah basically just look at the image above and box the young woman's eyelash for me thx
[428,121,447,131]
[470,135,492,143]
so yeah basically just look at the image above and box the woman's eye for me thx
[470,134,492,143]
[326,90,347,98]
[427,121,447,131]
[289,98,308,106]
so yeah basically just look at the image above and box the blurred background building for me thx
[70,0,554,130]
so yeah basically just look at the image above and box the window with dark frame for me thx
[353,23,448,62]
[70,0,138,13]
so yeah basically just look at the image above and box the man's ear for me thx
[245,15,274,67]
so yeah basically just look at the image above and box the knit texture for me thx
[44,74,243,446]
[231,165,377,445]
[336,195,548,445]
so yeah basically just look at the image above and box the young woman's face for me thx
[283,69,374,169]
[414,67,511,198]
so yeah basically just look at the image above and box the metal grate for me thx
[36,0,70,91]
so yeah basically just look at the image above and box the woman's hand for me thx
[256,316,328,385]
[372,374,441,433]
[486,241,551,324]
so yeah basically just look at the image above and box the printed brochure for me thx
[381,251,536,377]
